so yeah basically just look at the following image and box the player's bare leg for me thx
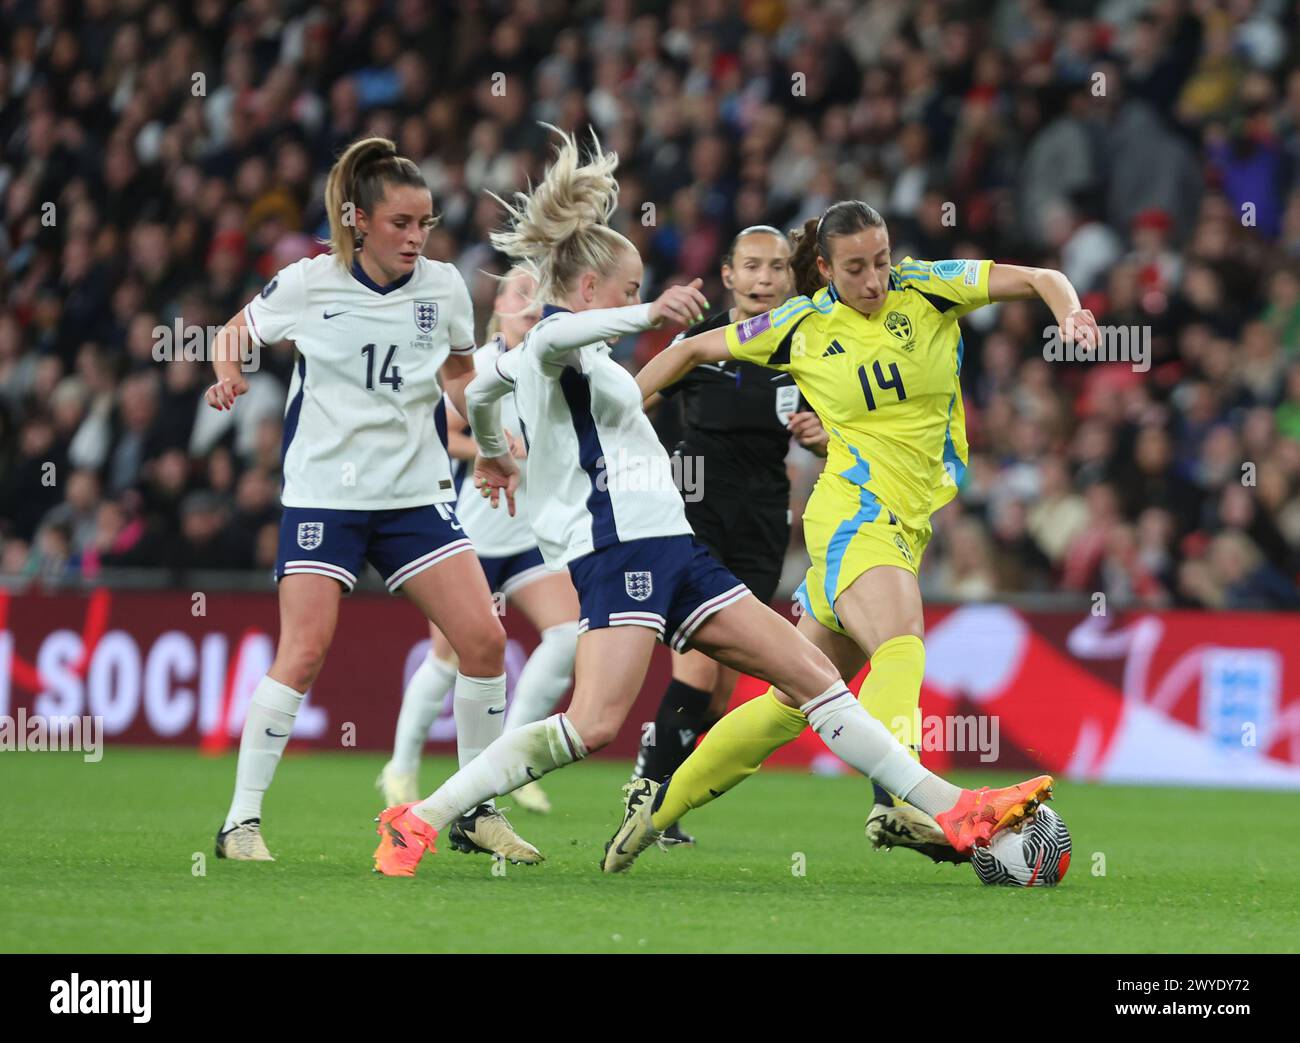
[217,574,342,861]
[561,625,658,749]
[397,555,541,864]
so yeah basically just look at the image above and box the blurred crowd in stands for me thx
[2,0,1298,610]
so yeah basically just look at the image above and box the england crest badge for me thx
[624,571,653,601]
[414,301,438,333]
[297,522,324,550]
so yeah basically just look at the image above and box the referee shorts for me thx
[685,486,790,605]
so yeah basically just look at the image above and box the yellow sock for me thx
[652,687,806,829]
[857,635,925,804]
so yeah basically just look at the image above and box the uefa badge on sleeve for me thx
[624,571,653,601]
[297,522,324,550]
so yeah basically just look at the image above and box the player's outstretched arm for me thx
[988,263,1100,352]
[529,278,708,366]
[204,309,251,411]
[634,325,729,402]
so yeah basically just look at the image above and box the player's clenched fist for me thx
[205,375,248,411]
[787,411,829,456]
[650,277,709,329]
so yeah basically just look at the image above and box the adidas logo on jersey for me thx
[822,340,847,357]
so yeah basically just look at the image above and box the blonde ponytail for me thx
[488,124,631,303]
[324,136,430,270]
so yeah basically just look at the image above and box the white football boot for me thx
[447,804,544,864]
[215,819,275,861]
[866,803,970,865]
[601,779,663,873]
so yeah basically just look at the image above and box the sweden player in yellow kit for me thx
[607,200,1098,869]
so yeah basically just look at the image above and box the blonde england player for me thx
[368,131,1055,878]
[378,268,580,826]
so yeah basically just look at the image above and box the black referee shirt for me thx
[659,310,807,497]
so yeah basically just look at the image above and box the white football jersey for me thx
[467,304,692,569]
[452,338,537,557]
[243,253,475,510]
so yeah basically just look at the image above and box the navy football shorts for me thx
[275,502,473,594]
[567,534,750,651]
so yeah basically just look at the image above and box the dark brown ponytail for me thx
[789,218,823,299]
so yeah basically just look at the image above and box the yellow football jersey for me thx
[723,257,990,530]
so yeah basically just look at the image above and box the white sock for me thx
[800,683,959,816]
[453,671,508,768]
[223,676,305,830]
[505,622,577,729]
[903,774,963,818]
[390,654,458,774]
[412,713,586,831]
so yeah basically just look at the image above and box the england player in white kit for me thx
[378,269,580,818]
[206,137,538,865]
[372,128,992,878]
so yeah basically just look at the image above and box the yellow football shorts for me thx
[795,476,931,636]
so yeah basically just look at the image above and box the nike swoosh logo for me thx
[323,310,350,319]
[265,729,289,738]
[487,706,506,715]
[613,783,653,854]
[525,767,542,781]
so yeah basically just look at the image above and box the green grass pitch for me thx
[2,748,1297,953]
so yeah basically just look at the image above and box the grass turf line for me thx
[1,748,1297,953]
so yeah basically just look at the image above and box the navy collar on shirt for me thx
[351,257,414,295]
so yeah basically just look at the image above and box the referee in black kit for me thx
[633,225,829,844]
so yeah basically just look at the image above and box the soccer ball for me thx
[971,805,1072,887]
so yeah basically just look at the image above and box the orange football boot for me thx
[373,802,439,877]
[934,775,1054,854]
